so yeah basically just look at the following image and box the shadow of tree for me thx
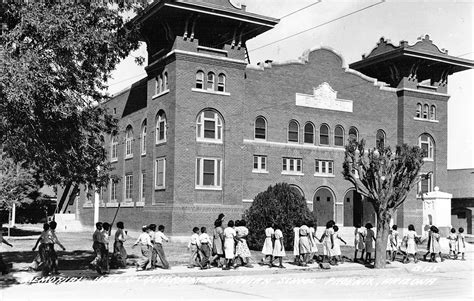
[1,227,42,237]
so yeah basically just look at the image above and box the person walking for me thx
[133,226,154,271]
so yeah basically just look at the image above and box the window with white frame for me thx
[320,124,329,145]
[141,121,147,155]
[140,172,146,202]
[217,73,226,92]
[110,180,118,202]
[288,120,299,143]
[416,103,422,118]
[349,126,358,142]
[418,172,433,195]
[155,158,166,189]
[196,158,222,189]
[419,134,434,160]
[207,72,215,91]
[334,125,344,146]
[430,105,436,120]
[196,110,223,142]
[282,157,302,174]
[156,111,167,144]
[111,135,118,161]
[196,71,204,89]
[125,174,133,202]
[315,159,334,176]
[125,126,133,158]
[156,75,163,95]
[423,104,429,119]
[376,129,386,149]
[304,123,314,144]
[255,116,266,140]
[253,155,267,172]
[163,72,169,91]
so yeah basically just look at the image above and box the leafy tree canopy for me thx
[244,182,316,251]
[0,152,38,210]
[0,2,145,188]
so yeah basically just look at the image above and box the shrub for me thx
[243,183,316,251]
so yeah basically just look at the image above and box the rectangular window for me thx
[155,158,166,189]
[253,155,267,172]
[110,181,117,202]
[282,158,303,174]
[418,173,432,195]
[204,120,216,138]
[140,172,146,202]
[196,158,222,189]
[125,174,133,201]
[111,141,118,161]
[158,121,166,141]
[126,139,132,157]
[314,159,334,176]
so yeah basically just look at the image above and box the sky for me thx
[107,0,474,169]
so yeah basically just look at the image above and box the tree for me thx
[0,3,145,193]
[0,153,38,212]
[343,139,424,268]
[244,182,316,251]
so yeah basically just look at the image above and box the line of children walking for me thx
[189,216,253,270]
[133,224,170,271]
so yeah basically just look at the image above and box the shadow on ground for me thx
[1,227,42,237]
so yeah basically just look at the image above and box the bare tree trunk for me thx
[374,212,391,268]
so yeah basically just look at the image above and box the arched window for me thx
[157,75,163,94]
[319,124,329,145]
[156,111,167,144]
[196,71,204,89]
[255,116,266,140]
[217,73,226,92]
[111,135,118,161]
[334,125,344,146]
[416,103,422,118]
[430,105,436,120]
[376,129,386,149]
[419,134,434,160]
[163,72,169,91]
[304,123,314,144]
[423,104,429,119]
[196,110,223,142]
[207,72,215,91]
[288,120,299,143]
[125,126,133,158]
[349,126,358,142]
[141,120,147,155]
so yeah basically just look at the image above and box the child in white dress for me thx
[364,223,376,264]
[402,224,420,263]
[272,224,286,268]
[223,220,238,270]
[353,224,366,262]
[387,225,399,262]
[308,220,318,264]
[332,225,347,264]
[447,228,457,259]
[457,227,466,260]
[293,222,300,264]
[261,222,274,265]
[320,220,336,265]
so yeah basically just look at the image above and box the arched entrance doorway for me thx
[343,189,376,227]
[313,187,335,225]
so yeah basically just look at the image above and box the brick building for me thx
[73,0,473,236]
